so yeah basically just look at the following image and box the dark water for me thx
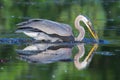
[0,0,120,80]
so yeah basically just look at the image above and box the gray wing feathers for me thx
[17,19,72,36]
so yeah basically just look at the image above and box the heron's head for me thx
[75,15,99,42]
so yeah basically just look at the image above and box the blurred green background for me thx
[0,0,120,80]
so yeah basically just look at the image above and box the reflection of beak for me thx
[87,22,99,41]
[74,44,98,70]
[85,44,98,62]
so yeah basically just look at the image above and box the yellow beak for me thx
[87,22,99,41]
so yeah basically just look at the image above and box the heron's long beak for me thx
[87,22,99,41]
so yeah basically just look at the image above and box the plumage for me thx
[16,15,98,42]
[17,19,73,36]
[16,19,74,42]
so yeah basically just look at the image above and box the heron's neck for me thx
[74,44,85,61]
[74,44,86,70]
[74,15,87,41]
[74,44,98,70]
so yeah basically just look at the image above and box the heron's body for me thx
[16,15,98,42]
[16,19,74,42]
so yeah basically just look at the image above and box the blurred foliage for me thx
[103,1,120,39]
[0,0,120,80]
[0,0,106,36]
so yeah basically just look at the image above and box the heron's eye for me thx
[87,21,97,35]
[87,21,92,26]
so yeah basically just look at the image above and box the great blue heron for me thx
[16,15,98,42]
[17,43,73,63]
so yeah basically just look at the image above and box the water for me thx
[0,0,120,80]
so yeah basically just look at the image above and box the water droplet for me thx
[52,75,55,78]
[0,6,4,9]
[64,70,67,73]
[11,16,15,18]
[108,11,111,14]
[0,67,4,70]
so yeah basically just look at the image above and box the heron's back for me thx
[17,19,73,36]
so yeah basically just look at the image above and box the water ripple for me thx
[94,51,115,56]
[0,38,110,45]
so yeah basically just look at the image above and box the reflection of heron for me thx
[17,43,98,69]
[17,43,73,63]
[16,15,98,42]
[74,44,98,70]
